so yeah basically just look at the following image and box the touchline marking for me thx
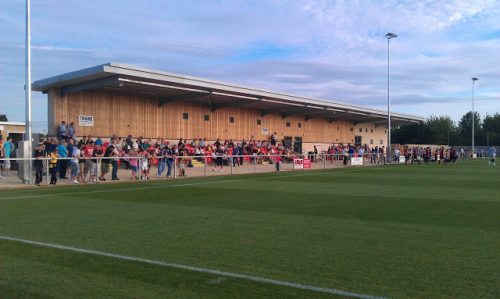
[0,171,325,201]
[0,235,385,299]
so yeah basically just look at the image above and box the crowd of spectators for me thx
[1,121,496,185]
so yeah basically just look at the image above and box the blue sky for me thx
[1,0,499,132]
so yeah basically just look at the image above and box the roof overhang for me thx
[32,62,425,125]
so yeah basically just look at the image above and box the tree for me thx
[458,111,484,146]
[483,113,500,145]
[0,114,7,122]
[425,115,457,145]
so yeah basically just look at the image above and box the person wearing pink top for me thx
[128,149,138,180]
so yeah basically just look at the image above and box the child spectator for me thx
[49,147,59,185]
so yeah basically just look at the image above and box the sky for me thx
[1,0,499,132]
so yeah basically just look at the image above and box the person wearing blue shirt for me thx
[58,121,67,139]
[95,137,102,146]
[57,140,69,179]
[489,146,496,166]
[2,137,13,176]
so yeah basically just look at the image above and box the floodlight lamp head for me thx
[386,32,397,39]
[472,77,478,81]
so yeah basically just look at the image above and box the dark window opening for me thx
[203,115,210,121]
[298,122,302,128]
[286,122,291,127]
[182,112,189,120]
[256,119,262,125]
[229,117,235,123]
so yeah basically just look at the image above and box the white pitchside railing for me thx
[0,154,393,186]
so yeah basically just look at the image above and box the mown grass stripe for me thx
[0,235,385,299]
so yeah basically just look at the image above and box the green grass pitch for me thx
[0,160,499,298]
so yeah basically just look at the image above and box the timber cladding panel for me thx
[48,90,364,144]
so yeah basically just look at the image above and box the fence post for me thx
[173,157,177,179]
[97,158,101,183]
[253,155,256,174]
[45,158,49,185]
[204,156,207,177]
[323,154,326,169]
[230,156,233,175]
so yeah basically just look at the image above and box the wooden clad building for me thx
[33,63,424,152]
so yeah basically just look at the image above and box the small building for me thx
[32,63,424,153]
[0,121,25,145]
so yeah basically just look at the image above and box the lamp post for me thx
[386,32,397,162]
[25,0,33,184]
[471,77,478,157]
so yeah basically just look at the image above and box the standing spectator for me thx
[157,145,167,178]
[2,136,13,176]
[271,132,277,146]
[58,121,67,139]
[275,150,281,171]
[67,122,76,140]
[212,145,224,172]
[166,145,176,178]
[49,147,59,185]
[100,144,112,181]
[34,142,45,186]
[70,144,81,184]
[489,146,496,166]
[128,149,138,180]
[77,144,86,183]
[93,144,105,181]
[110,144,120,181]
[57,140,69,179]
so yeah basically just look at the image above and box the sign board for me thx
[262,127,269,135]
[399,156,406,163]
[0,125,4,130]
[303,158,311,169]
[472,154,477,159]
[79,115,94,127]
[350,157,363,166]
[293,158,304,169]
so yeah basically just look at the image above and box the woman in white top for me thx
[70,145,81,184]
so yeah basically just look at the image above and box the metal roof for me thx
[32,63,425,125]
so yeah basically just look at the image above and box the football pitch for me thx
[0,160,499,298]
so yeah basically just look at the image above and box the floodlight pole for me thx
[386,32,397,162]
[25,0,33,184]
[471,77,478,157]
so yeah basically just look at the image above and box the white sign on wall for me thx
[293,158,304,169]
[79,115,94,127]
[262,127,269,135]
[399,156,406,163]
[350,157,363,166]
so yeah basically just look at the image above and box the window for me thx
[350,128,354,132]
[371,129,373,133]
[256,119,261,125]
[298,122,302,128]
[203,115,210,121]
[385,130,387,134]
[370,139,374,144]
[337,126,340,131]
[286,122,291,127]
[182,112,189,120]
[229,117,235,123]
[380,139,383,145]
[359,128,362,133]
[365,129,368,133]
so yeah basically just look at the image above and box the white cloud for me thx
[0,0,499,129]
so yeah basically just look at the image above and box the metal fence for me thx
[0,154,399,187]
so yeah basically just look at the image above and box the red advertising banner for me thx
[303,158,311,169]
